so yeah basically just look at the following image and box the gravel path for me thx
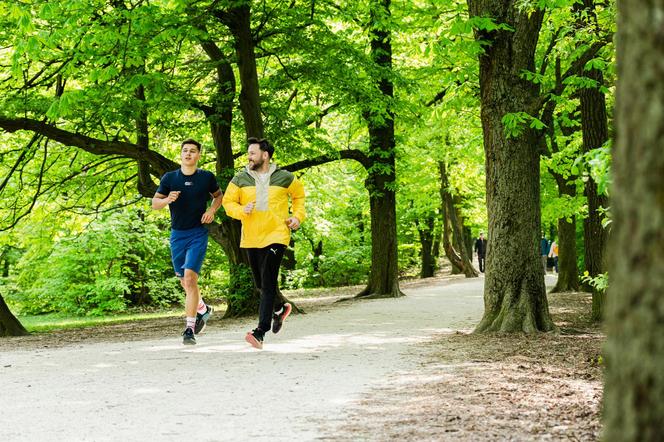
[1,276,485,441]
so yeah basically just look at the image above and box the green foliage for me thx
[226,263,254,307]
[0,0,617,319]
[283,162,372,289]
[581,271,608,294]
[582,143,612,197]
[502,112,547,138]
[8,209,178,315]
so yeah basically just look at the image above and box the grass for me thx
[18,309,184,333]
[12,283,366,334]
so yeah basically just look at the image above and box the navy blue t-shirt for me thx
[156,169,220,231]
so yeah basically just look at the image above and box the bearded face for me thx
[247,144,268,170]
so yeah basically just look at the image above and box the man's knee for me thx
[182,271,198,290]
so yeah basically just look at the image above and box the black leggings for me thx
[247,244,286,332]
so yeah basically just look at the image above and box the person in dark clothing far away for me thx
[474,232,488,273]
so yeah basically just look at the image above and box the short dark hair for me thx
[181,138,201,152]
[247,137,274,158]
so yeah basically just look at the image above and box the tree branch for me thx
[284,149,370,172]
[534,36,612,113]
[0,117,177,178]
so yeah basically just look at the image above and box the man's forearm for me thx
[152,197,169,210]
[209,194,223,213]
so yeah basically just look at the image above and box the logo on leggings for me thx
[270,248,278,255]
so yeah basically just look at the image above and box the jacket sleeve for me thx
[222,181,247,220]
[288,177,306,223]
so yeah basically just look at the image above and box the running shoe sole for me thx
[195,306,213,335]
[272,302,292,334]
[182,330,196,345]
[245,332,263,350]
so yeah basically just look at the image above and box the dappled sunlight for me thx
[139,328,459,355]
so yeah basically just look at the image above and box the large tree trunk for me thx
[357,0,403,299]
[199,36,259,317]
[550,175,579,293]
[468,1,554,333]
[603,2,664,437]
[0,295,28,337]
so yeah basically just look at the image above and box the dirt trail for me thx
[1,276,486,441]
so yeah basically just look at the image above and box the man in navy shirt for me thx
[152,139,222,345]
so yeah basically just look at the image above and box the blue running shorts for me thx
[170,226,209,277]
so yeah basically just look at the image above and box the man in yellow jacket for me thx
[223,137,305,349]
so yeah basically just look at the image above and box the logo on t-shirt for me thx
[185,181,193,186]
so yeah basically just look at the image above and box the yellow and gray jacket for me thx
[222,164,305,248]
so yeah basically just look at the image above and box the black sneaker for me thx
[182,327,196,345]
[272,302,292,334]
[194,305,213,335]
[245,328,264,350]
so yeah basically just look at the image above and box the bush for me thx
[12,209,178,315]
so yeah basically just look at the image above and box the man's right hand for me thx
[166,191,181,204]
[243,201,255,214]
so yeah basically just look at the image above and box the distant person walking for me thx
[474,232,488,273]
[548,239,559,273]
[222,137,306,350]
[540,235,550,274]
[152,139,222,345]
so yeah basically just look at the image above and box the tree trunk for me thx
[0,295,28,337]
[219,4,264,138]
[199,36,260,317]
[580,66,609,320]
[463,225,474,265]
[574,0,609,321]
[358,178,403,298]
[603,2,664,436]
[417,216,436,278]
[442,209,463,275]
[357,0,403,299]
[280,239,296,286]
[357,0,403,298]
[468,1,554,333]
[439,161,478,277]
[550,175,579,293]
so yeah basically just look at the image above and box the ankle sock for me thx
[197,300,207,315]
[186,317,196,330]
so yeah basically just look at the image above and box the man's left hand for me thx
[201,209,216,224]
[286,217,300,230]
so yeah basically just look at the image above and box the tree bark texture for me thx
[442,210,463,275]
[574,0,610,320]
[468,0,554,332]
[201,39,259,317]
[0,295,28,337]
[603,2,664,438]
[580,67,610,320]
[357,0,402,298]
[217,3,264,138]
[439,161,478,277]
[417,216,436,278]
